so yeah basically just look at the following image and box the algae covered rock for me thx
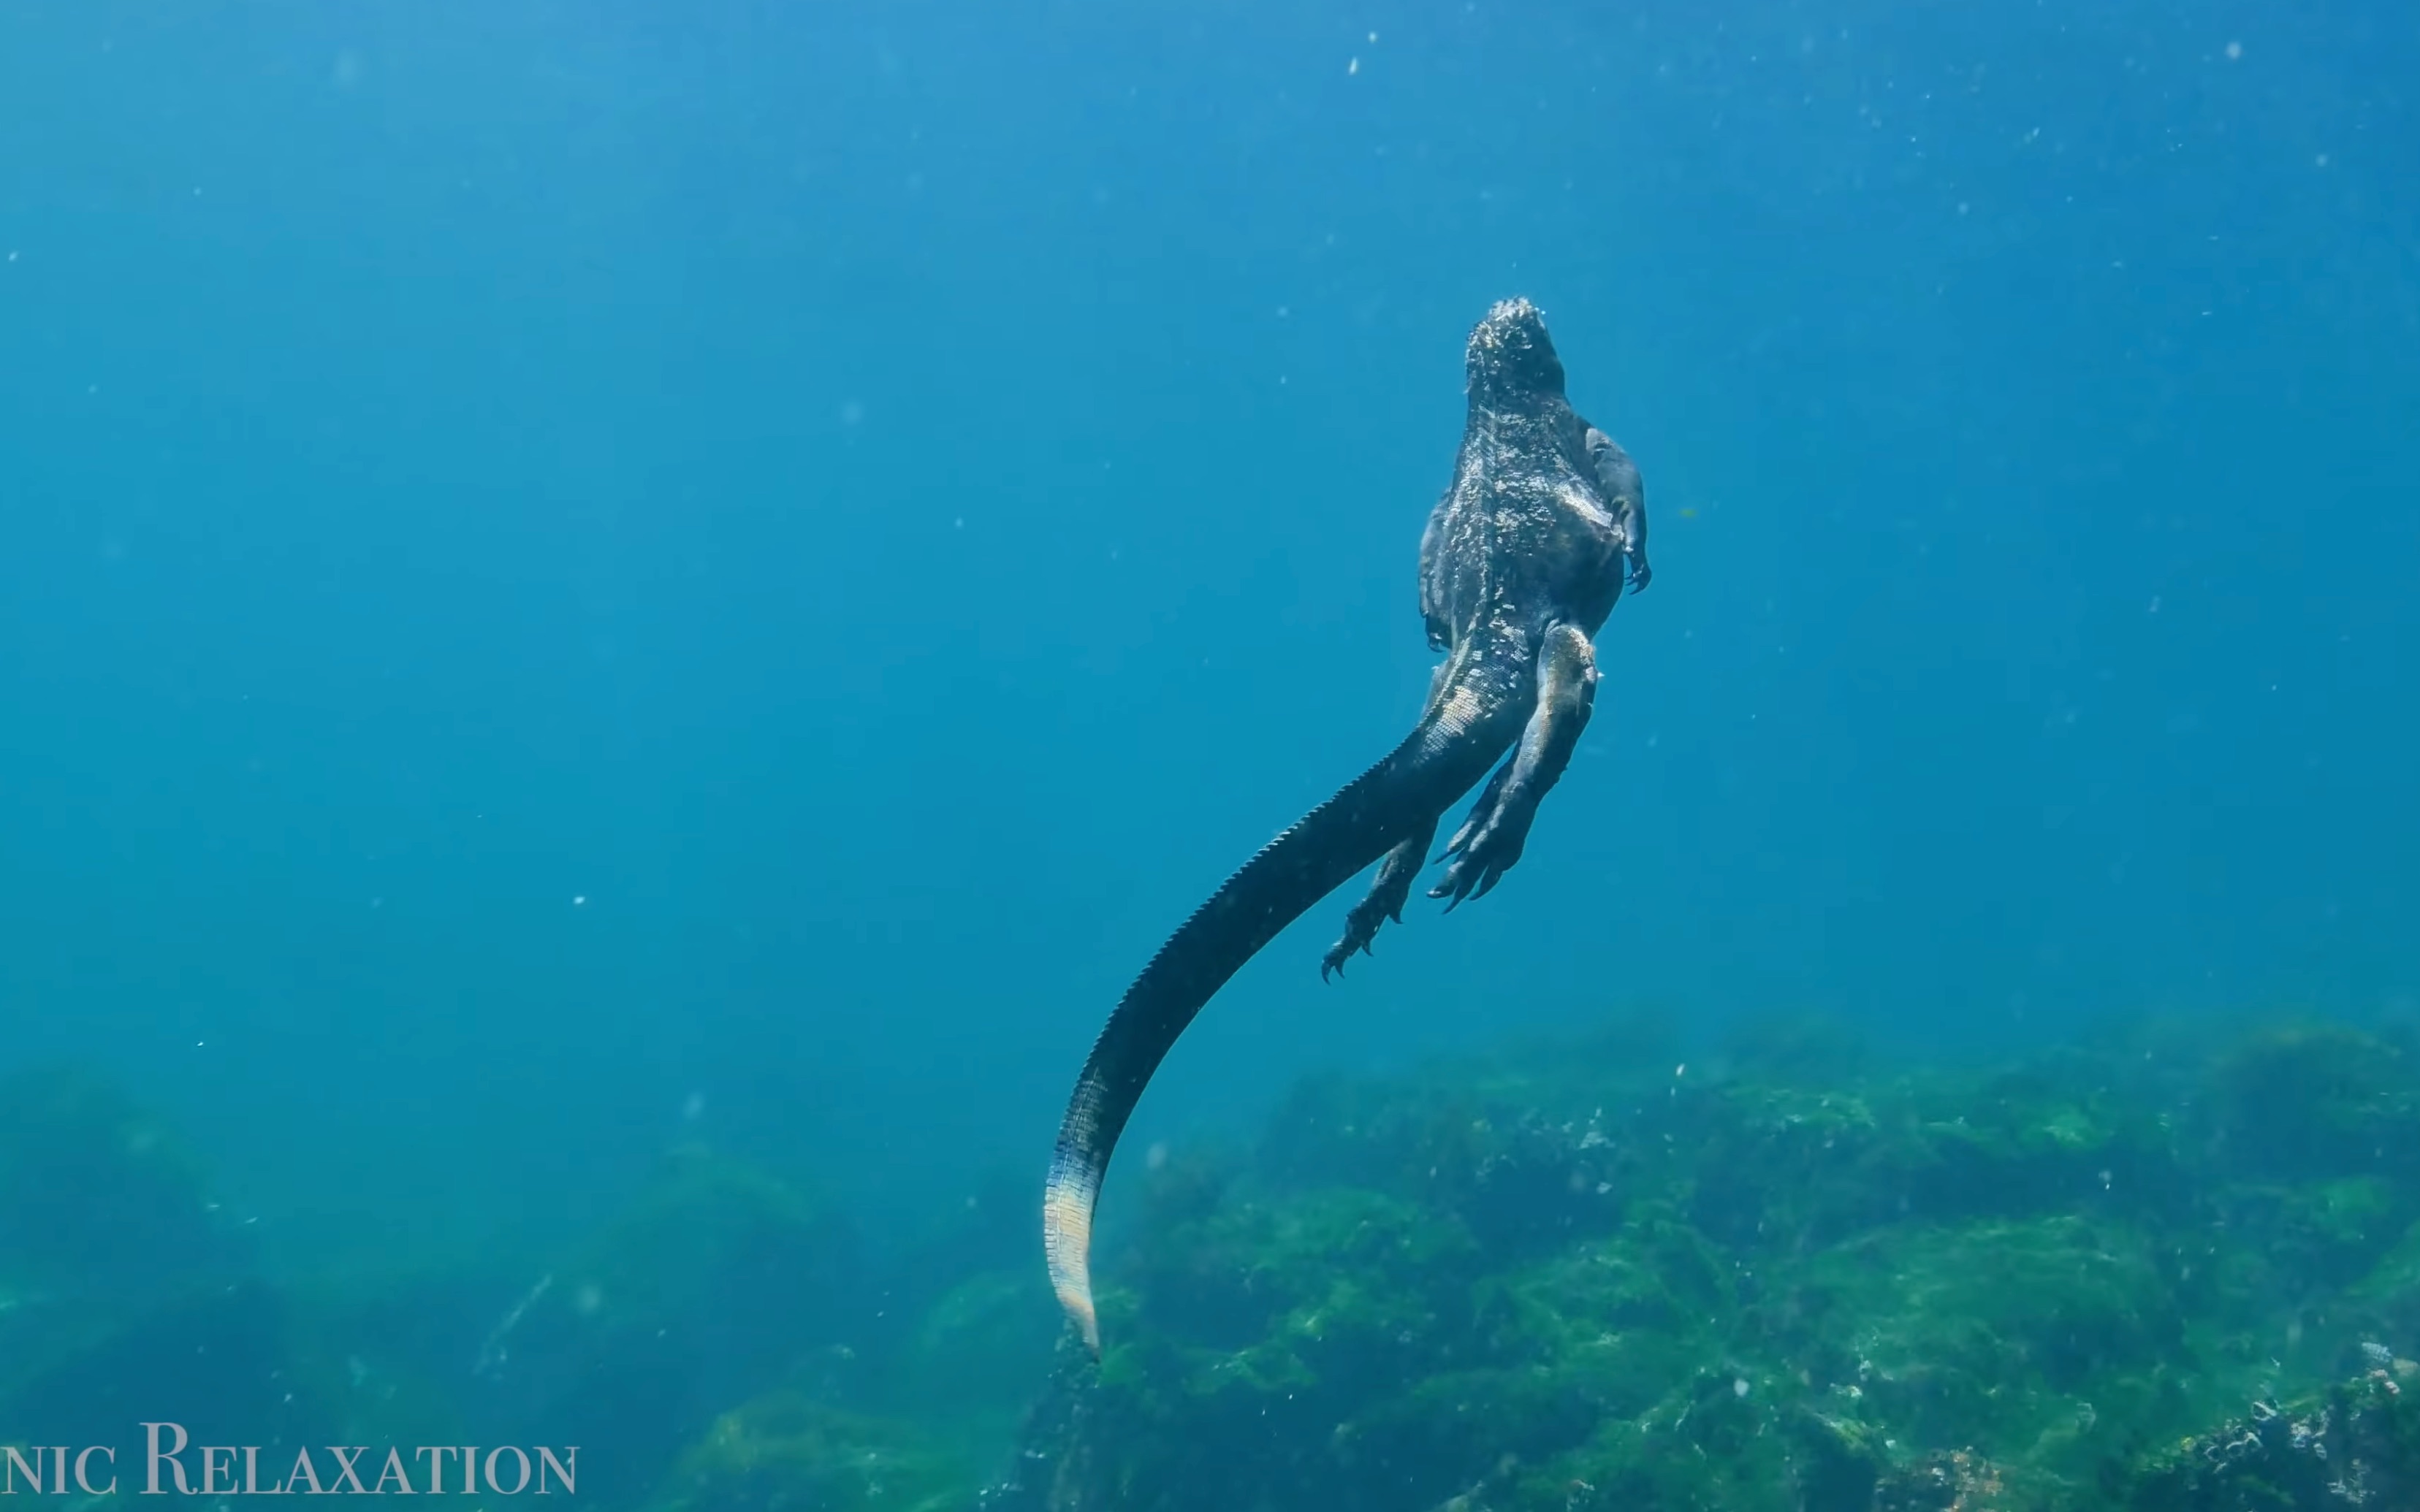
[2204,1022,2420,1185]
[471,1146,867,1504]
[2118,1369,2420,1510]
[1119,1180,1484,1371]
[1776,1214,2186,1470]
[0,1068,275,1449]
[1335,1221,1732,1505]
[1681,1060,2185,1256]
[1,1278,337,1461]
[2174,1023,2420,1347]
[30,1011,2420,1512]
[1049,1183,1497,1511]
[2340,1219,2420,1362]
[647,1391,972,1512]
[983,1017,2420,1511]
[896,1267,1062,1440]
[1868,1447,2030,1511]
[0,1067,251,1307]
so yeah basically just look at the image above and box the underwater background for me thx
[3,1,2416,1508]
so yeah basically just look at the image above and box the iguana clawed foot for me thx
[1321,822,1439,978]
[1318,901,1391,980]
[1429,763,1534,909]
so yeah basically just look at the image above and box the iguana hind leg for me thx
[1434,758,1511,866]
[1432,622,1598,907]
[1320,659,1461,978]
[1320,817,1441,979]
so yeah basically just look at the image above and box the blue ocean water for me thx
[2,0,2415,1486]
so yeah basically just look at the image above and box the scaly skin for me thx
[1041,298,1652,1357]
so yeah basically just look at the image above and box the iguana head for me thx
[1465,297,1567,404]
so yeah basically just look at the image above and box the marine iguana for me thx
[1042,298,1651,1356]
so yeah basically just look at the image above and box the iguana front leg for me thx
[1617,491,1651,593]
[1587,425,1652,595]
[1431,622,1598,907]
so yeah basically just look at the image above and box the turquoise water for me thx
[2,3,2413,1505]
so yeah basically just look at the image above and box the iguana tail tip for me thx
[1043,1167,1104,1359]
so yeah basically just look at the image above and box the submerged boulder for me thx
[467,1147,867,1505]
[975,1017,2420,1511]
[2118,1367,2420,1510]
[647,1390,971,1512]
[0,1067,251,1308]
[0,1069,269,1448]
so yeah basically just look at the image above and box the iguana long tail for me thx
[1042,650,1526,1356]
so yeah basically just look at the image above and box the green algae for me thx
[19,1015,2420,1512]
[648,1391,972,1512]
[2116,1370,2420,1510]
[2205,1023,2420,1184]
[1781,1215,2188,1479]
[987,1015,2420,1511]
[905,1268,1062,1410]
